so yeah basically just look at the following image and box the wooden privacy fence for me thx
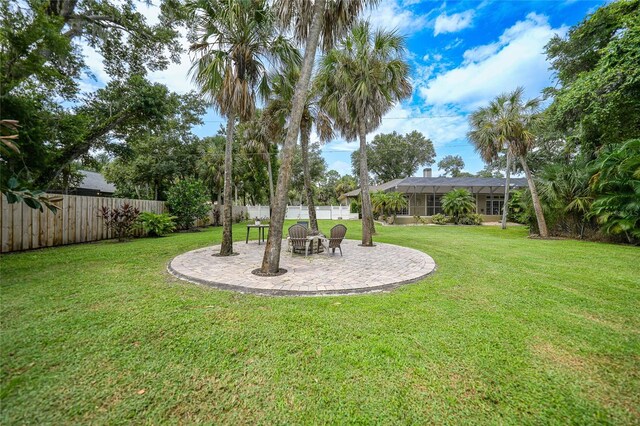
[1,194,165,253]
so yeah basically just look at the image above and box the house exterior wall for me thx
[400,191,508,222]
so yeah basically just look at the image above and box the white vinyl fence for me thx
[246,205,358,221]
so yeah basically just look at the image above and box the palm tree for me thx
[261,0,375,274]
[370,191,389,219]
[385,191,408,222]
[442,189,475,224]
[264,65,333,234]
[188,0,299,255]
[316,21,411,246]
[468,87,549,237]
[239,111,275,205]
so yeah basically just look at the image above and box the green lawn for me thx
[1,221,639,424]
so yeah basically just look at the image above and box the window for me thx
[485,196,504,215]
[426,194,443,216]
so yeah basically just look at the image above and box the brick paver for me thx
[168,239,436,296]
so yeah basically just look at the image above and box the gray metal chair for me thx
[288,224,310,256]
[326,224,347,256]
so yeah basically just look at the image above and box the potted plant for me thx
[254,217,261,225]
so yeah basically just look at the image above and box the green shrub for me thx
[413,215,425,224]
[431,213,449,225]
[442,188,476,224]
[138,212,177,237]
[350,199,361,214]
[508,189,533,225]
[459,213,483,225]
[166,179,210,230]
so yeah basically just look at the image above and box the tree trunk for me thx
[519,156,548,237]
[266,153,274,208]
[260,0,326,274]
[501,152,512,229]
[219,112,235,255]
[300,120,319,234]
[358,118,375,246]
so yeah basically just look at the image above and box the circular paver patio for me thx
[168,239,436,296]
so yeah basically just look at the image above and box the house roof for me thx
[342,176,528,197]
[397,176,527,188]
[342,178,404,198]
[78,170,116,193]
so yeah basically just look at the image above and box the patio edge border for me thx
[167,257,436,297]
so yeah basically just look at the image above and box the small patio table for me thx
[246,224,269,245]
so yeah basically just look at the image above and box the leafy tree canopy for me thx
[1,0,183,99]
[437,155,465,177]
[350,131,436,183]
[544,0,640,155]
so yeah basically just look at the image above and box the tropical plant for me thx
[98,204,141,242]
[468,87,548,237]
[317,21,411,246]
[166,179,210,230]
[507,189,532,225]
[589,139,640,243]
[370,191,390,219]
[261,0,375,274]
[431,213,449,225]
[537,158,594,237]
[188,0,299,256]
[441,189,476,224]
[138,212,177,237]
[386,192,408,221]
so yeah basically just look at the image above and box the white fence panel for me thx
[245,205,357,221]
[246,205,270,219]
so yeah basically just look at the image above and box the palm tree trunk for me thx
[358,117,375,246]
[266,154,274,208]
[260,0,326,274]
[502,152,511,229]
[220,112,235,255]
[301,120,319,234]
[519,156,548,237]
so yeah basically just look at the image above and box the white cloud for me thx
[366,0,429,34]
[321,103,469,153]
[327,160,352,175]
[434,10,475,36]
[420,13,568,111]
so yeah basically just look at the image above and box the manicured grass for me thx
[1,221,639,424]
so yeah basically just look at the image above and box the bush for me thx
[234,210,247,223]
[459,213,483,225]
[138,212,176,237]
[442,188,476,224]
[413,215,425,224]
[98,203,140,242]
[350,199,361,214]
[508,189,533,225]
[166,179,210,230]
[431,213,449,225]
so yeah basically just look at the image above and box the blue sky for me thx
[80,0,606,177]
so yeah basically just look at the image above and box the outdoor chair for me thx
[325,224,347,256]
[287,224,310,256]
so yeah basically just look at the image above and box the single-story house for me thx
[342,168,527,224]
[49,170,116,197]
